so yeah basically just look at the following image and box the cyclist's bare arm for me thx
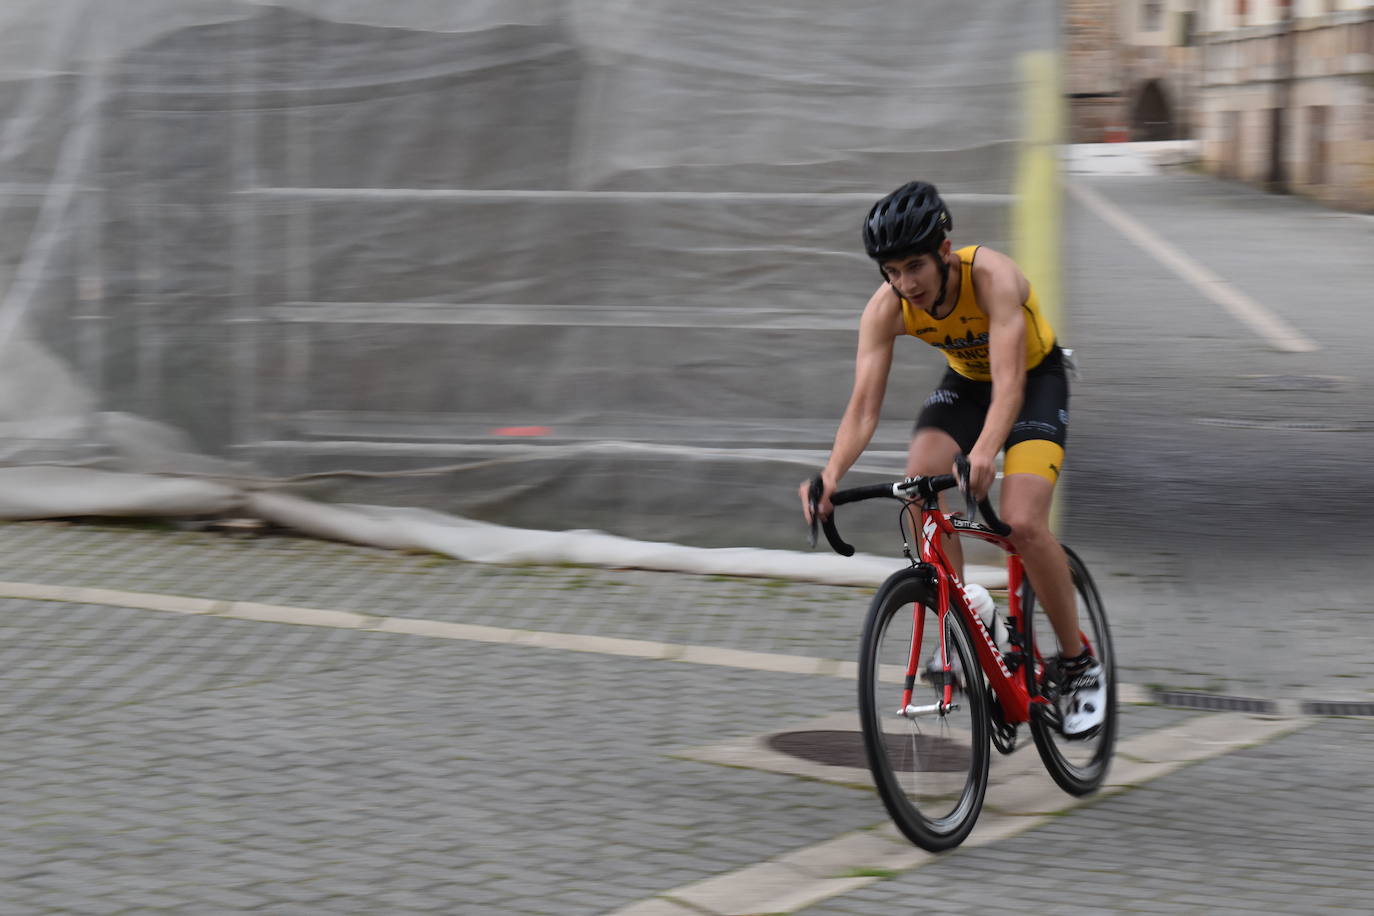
[965,249,1029,499]
[799,285,901,521]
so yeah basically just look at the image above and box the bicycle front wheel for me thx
[1025,544,1117,796]
[858,573,990,851]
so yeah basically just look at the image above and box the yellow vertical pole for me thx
[1013,51,1066,531]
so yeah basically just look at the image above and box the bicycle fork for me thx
[899,603,959,719]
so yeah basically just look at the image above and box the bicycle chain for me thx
[987,692,1019,755]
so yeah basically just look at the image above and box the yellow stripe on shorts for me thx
[1004,439,1064,484]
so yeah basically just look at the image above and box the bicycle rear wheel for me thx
[1024,545,1117,796]
[858,572,989,851]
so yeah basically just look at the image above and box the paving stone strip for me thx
[0,579,1157,704]
[0,521,882,661]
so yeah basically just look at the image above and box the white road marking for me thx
[0,579,845,676]
[1068,182,1320,353]
[0,580,1147,702]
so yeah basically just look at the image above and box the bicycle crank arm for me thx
[900,702,959,717]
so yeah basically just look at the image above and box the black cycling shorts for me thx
[913,345,1069,483]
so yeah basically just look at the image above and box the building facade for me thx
[1067,1,1374,211]
[1067,0,1203,144]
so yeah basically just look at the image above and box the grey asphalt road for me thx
[1059,170,1374,701]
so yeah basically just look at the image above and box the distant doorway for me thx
[1268,107,1287,192]
[1222,111,1242,179]
[1131,80,1177,141]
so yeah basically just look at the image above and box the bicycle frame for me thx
[904,499,1043,725]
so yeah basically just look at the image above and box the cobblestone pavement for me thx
[0,521,1370,914]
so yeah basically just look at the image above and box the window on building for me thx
[1180,11,1198,46]
[1142,0,1164,31]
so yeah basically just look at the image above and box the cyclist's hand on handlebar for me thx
[799,472,837,525]
[958,449,997,502]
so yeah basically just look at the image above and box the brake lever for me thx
[954,453,977,523]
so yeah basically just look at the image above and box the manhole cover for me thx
[766,729,969,772]
[1195,417,1357,433]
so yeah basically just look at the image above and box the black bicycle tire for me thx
[1024,545,1118,796]
[858,572,990,851]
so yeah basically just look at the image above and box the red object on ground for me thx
[489,426,552,437]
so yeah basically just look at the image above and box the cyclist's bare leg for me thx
[998,472,1081,655]
[905,428,965,574]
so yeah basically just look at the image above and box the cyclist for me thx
[799,180,1105,737]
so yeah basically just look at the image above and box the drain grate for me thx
[1301,700,1374,717]
[766,729,970,772]
[1153,691,1276,713]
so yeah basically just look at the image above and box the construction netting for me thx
[0,0,1057,580]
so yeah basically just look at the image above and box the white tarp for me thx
[0,0,1055,565]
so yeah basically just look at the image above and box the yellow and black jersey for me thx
[899,245,1055,382]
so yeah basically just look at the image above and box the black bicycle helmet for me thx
[862,181,952,262]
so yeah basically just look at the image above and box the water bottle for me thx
[965,583,1010,654]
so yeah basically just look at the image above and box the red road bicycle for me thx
[808,460,1116,850]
